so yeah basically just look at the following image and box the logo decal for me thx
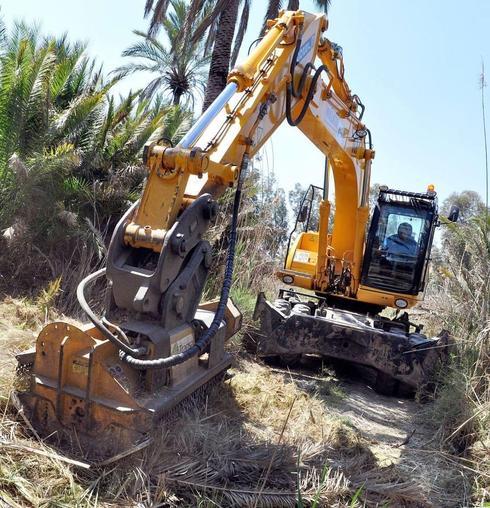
[297,35,314,62]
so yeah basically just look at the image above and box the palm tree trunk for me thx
[202,0,239,113]
[260,0,282,36]
[287,0,299,10]
[173,89,183,106]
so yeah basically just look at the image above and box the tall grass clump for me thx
[204,164,288,324]
[428,211,489,502]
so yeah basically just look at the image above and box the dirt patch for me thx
[270,363,471,507]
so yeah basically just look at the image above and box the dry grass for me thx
[421,217,490,505]
[0,298,42,404]
[0,297,442,507]
[89,358,431,507]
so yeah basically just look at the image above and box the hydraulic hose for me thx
[119,153,249,370]
[286,27,368,128]
[77,268,147,356]
[286,63,330,127]
[286,25,331,127]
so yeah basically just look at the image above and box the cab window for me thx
[362,204,432,294]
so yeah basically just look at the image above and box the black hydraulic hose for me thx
[289,25,315,99]
[352,94,365,121]
[248,37,263,55]
[286,64,330,127]
[119,154,249,370]
[366,128,373,149]
[285,25,331,127]
[286,27,367,129]
[77,268,147,356]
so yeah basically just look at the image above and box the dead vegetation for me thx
[0,297,473,507]
[0,199,486,506]
[424,215,490,504]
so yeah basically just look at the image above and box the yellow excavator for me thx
[16,9,456,453]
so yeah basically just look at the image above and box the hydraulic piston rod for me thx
[178,83,238,149]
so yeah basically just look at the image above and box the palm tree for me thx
[261,0,283,36]
[144,0,172,36]
[0,21,182,300]
[116,0,210,107]
[201,0,329,110]
[261,0,331,35]
[143,0,251,113]
[201,0,240,111]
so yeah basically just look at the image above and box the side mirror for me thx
[448,205,460,223]
[298,205,308,223]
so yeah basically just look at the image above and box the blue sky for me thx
[1,0,489,207]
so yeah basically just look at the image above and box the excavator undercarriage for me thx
[253,290,450,395]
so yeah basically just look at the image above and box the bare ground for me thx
[271,363,472,506]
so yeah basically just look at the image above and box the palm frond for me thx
[147,0,172,36]
[313,0,332,14]
[118,8,210,106]
[191,0,229,44]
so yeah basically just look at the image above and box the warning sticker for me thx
[293,251,310,263]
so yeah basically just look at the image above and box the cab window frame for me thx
[361,199,436,295]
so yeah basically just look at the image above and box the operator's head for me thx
[397,222,412,240]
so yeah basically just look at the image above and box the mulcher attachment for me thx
[16,300,241,458]
[253,292,450,393]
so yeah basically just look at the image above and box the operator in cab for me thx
[381,222,418,263]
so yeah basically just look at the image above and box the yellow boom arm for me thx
[127,10,373,300]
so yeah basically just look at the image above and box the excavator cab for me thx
[361,187,438,297]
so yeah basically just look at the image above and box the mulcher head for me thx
[16,300,241,460]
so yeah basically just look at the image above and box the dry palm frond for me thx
[160,475,346,508]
